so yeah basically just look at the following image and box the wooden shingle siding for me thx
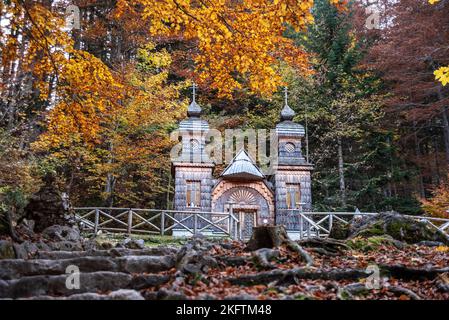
[273,167,313,230]
[173,164,214,229]
[171,93,315,236]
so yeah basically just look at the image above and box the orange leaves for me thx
[36,50,124,148]
[421,175,449,219]
[435,246,449,253]
[116,0,315,97]
[2,1,124,148]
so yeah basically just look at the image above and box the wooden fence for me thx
[73,207,240,239]
[277,210,449,239]
[73,207,449,241]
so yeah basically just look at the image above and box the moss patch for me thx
[346,235,397,252]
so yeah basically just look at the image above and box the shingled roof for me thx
[221,149,264,180]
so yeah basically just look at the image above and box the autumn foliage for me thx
[115,0,319,97]
[422,177,449,219]
[0,0,448,219]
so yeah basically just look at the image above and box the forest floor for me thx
[143,238,449,300]
[1,234,448,300]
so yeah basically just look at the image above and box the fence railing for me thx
[73,207,449,241]
[73,207,240,239]
[277,210,449,239]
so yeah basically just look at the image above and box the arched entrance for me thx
[212,181,275,238]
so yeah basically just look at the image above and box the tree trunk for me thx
[413,121,425,198]
[245,225,314,266]
[433,135,441,186]
[337,137,346,208]
[245,225,289,251]
[437,87,449,164]
[105,141,115,207]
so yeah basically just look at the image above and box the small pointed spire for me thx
[284,86,288,106]
[280,86,295,121]
[187,82,202,117]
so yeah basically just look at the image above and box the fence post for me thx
[127,209,133,235]
[239,213,243,241]
[299,213,303,240]
[329,213,333,235]
[161,211,165,236]
[193,213,198,236]
[94,208,99,236]
[228,204,233,239]
[307,217,311,238]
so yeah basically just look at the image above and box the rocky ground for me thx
[0,213,448,300]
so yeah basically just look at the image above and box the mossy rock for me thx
[329,220,350,240]
[351,221,385,238]
[0,240,15,259]
[349,212,449,245]
[346,235,401,252]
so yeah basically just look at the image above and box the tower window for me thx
[286,183,301,209]
[190,139,200,151]
[186,181,201,207]
[284,142,295,154]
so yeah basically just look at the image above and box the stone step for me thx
[35,247,178,260]
[0,255,175,280]
[18,289,145,300]
[0,272,169,299]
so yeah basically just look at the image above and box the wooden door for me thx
[239,210,257,239]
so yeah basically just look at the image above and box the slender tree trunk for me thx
[437,87,449,164]
[433,135,441,185]
[337,137,346,208]
[413,124,425,198]
[105,141,115,207]
[385,136,393,201]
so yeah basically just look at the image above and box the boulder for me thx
[11,240,51,259]
[42,225,80,242]
[23,173,69,232]
[0,240,15,259]
[348,212,449,245]
[118,238,145,250]
[346,235,405,252]
[117,255,176,273]
[328,219,350,240]
[175,239,219,275]
[48,240,83,252]
[12,243,29,259]
[129,274,170,290]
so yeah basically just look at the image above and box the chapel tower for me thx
[172,84,214,212]
[273,88,314,220]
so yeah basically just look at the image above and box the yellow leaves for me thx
[434,67,449,86]
[429,0,440,3]
[8,1,125,149]
[435,246,449,253]
[116,0,316,97]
